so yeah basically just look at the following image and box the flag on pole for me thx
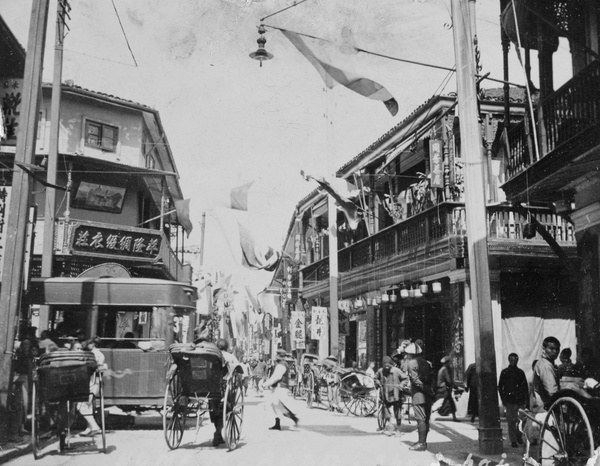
[281,29,398,116]
[301,170,361,230]
[230,181,254,210]
[174,198,193,237]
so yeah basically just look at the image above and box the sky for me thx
[0,0,572,291]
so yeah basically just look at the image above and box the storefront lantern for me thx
[420,283,429,294]
[432,281,442,294]
[400,285,409,299]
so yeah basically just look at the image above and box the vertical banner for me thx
[311,306,328,340]
[429,139,444,188]
[291,310,306,348]
[0,186,12,281]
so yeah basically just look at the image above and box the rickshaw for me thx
[294,353,319,400]
[519,377,600,465]
[338,370,378,417]
[163,341,244,451]
[31,350,106,459]
[305,356,343,411]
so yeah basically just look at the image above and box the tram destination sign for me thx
[69,222,162,262]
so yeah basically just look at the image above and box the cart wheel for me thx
[539,396,594,466]
[306,371,315,409]
[223,373,244,451]
[163,376,185,450]
[98,372,106,453]
[377,395,388,430]
[31,380,42,460]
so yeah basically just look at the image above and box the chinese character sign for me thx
[429,139,444,189]
[290,310,305,343]
[311,306,328,341]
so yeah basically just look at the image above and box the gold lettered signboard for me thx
[69,221,162,262]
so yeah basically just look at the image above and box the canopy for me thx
[27,277,197,309]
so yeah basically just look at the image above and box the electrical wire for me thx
[111,0,138,67]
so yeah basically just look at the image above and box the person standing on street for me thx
[260,349,299,430]
[376,356,410,435]
[435,356,460,422]
[240,356,251,396]
[498,353,529,448]
[405,342,435,451]
[253,355,267,395]
[464,362,479,423]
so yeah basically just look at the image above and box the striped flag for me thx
[281,29,398,116]
[301,171,362,230]
[238,221,281,271]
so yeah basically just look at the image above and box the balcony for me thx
[503,59,600,203]
[300,202,575,293]
[37,218,189,282]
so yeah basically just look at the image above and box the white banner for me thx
[291,310,305,344]
[0,186,11,281]
[311,306,328,340]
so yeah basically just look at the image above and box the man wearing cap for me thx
[405,341,435,451]
[260,349,299,430]
[376,355,410,434]
[435,356,460,422]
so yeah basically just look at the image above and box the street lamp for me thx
[249,24,273,67]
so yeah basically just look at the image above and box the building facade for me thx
[276,91,578,381]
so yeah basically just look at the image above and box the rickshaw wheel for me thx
[376,391,388,430]
[306,371,315,409]
[31,380,42,460]
[223,373,244,451]
[539,396,594,466]
[163,377,185,450]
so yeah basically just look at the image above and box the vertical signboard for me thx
[291,310,306,350]
[0,186,12,280]
[429,139,444,188]
[311,306,328,340]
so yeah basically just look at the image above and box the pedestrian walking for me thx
[240,356,251,396]
[253,355,267,394]
[434,356,460,422]
[405,342,435,451]
[375,356,410,434]
[498,353,529,448]
[260,349,299,430]
[464,362,479,423]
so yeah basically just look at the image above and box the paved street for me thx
[3,389,523,466]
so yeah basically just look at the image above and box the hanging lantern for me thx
[390,292,398,303]
[382,293,389,302]
[432,281,442,294]
[355,297,364,308]
[414,287,423,298]
[400,285,409,299]
[376,296,382,304]
[420,283,429,294]
[408,286,415,298]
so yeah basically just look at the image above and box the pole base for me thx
[478,427,504,455]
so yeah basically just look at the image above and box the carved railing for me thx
[301,203,575,286]
[506,59,600,177]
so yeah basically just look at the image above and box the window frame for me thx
[84,119,119,152]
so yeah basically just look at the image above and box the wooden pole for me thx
[0,0,50,440]
[450,0,502,454]
[328,195,339,358]
[40,0,69,332]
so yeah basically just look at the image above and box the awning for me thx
[27,277,198,309]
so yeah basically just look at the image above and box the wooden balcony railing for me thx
[506,59,600,178]
[300,203,575,286]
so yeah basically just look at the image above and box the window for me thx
[85,120,118,152]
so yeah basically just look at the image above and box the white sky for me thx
[0,0,573,291]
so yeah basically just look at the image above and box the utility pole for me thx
[40,0,71,332]
[0,0,50,439]
[328,196,339,359]
[450,0,502,454]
